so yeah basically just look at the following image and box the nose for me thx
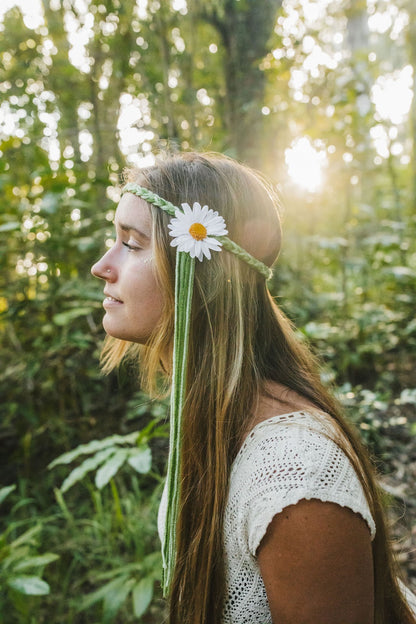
[91,250,115,281]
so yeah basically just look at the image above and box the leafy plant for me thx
[49,430,154,494]
[76,554,161,623]
[47,412,168,622]
[0,486,59,623]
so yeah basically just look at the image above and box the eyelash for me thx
[122,241,141,252]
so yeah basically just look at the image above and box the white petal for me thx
[209,215,226,226]
[181,203,192,216]
[202,246,212,260]
[195,204,204,220]
[176,234,192,245]
[205,237,222,249]
[183,238,196,253]
[174,208,185,220]
[193,240,202,257]
[168,227,184,238]
[207,225,227,236]
[200,205,210,220]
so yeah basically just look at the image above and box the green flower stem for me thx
[162,251,195,595]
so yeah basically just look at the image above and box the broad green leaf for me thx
[2,546,30,571]
[132,577,154,618]
[48,432,139,468]
[95,449,129,490]
[363,233,400,247]
[143,551,163,579]
[52,307,94,326]
[313,236,348,250]
[127,447,152,474]
[102,577,135,624]
[7,575,50,595]
[78,577,128,612]
[74,236,98,252]
[0,484,16,504]
[60,447,116,493]
[40,193,59,214]
[94,562,142,581]
[303,322,335,340]
[0,222,20,232]
[400,389,416,405]
[385,266,414,279]
[14,553,59,571]
[9,525,42,550]
[404,319,416,336]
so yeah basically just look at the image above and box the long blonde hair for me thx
[102,152,415,624]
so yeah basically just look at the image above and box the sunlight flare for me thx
[285,137,327,193]
[371,66,413,125]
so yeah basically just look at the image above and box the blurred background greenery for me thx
[1,0,415,621]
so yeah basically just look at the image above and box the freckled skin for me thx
[91,194,164,344]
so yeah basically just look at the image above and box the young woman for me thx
[91,152,416,624]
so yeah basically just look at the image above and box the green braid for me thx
[123,182,178,217]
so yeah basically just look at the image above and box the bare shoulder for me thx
[257,498,374,623]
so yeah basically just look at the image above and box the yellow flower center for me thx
[189,222,207,241]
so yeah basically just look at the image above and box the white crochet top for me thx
[158,410,378,622]
[221,410,376,623]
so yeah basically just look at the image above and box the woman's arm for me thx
[257,499,374,624]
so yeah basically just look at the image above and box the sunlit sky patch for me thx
[117,93,155,167]
[371,66,413,125]
[367,1,409,40]
[64,3,94,73]
[285,137,328,193]
[0,0,44,28]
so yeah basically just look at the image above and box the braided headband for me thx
[121,182,272,594]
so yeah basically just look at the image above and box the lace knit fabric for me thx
[157,410,377,622]
[222,410,376,624]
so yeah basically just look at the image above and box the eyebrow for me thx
[117,222,151,241]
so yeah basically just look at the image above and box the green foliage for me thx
[45,401,168,623]
[0,400,168,623]
[49,415,168,495]
[0,488,59,623]
[76,557,160,623]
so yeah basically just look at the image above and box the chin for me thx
[103,322,148,345]
[102,318,128,341]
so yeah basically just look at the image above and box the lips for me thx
[103,292,123,306]
[105,295,122,303]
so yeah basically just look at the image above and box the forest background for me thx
[1,0,416,622]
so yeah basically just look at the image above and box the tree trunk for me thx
[202,0,282,168]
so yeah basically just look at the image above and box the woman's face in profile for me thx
[91,193,164,344]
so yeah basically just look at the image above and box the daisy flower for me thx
[168,202,228,261]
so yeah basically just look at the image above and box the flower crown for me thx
[121,182,273,595]
[123,183,273,279]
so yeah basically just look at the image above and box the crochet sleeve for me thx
[229,415,376,558]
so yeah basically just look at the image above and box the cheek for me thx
[129,268,164,320]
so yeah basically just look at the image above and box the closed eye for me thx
[122,241,141,252]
